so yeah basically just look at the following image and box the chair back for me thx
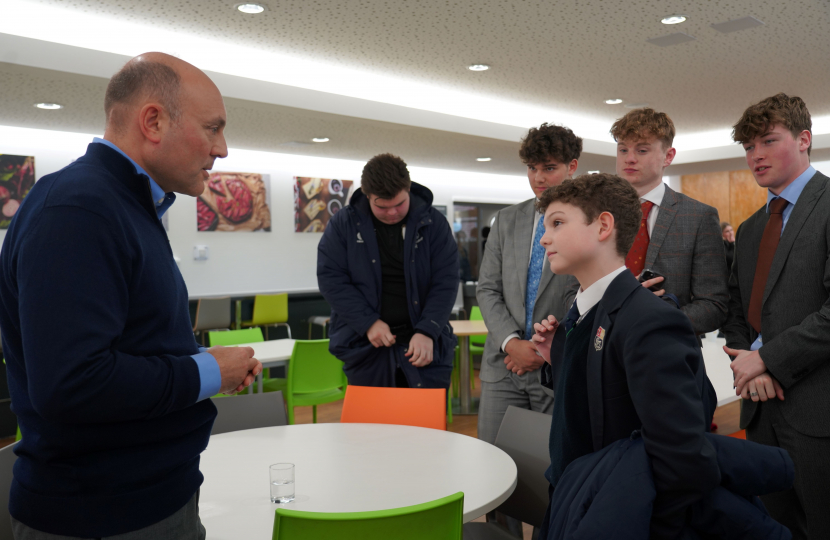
[273,491,463,539]
[0,442,18,540]
[469,306,486,347]
[209,327,264,347]
[251,294,289,326]
[288,340,347,395]
[492,406,551,527]
[340,386,446,430]
[211,391,288,435]
[193,297,232,332]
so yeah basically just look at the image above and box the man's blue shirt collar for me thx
[766,165,815,212]
[92,138,176,219]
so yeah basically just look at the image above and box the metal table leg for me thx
[459,335,476,414]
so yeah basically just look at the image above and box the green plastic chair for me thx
[452,307,482,396]
[208,328,287,394]
[272,491,464,539]
[285,340,347,424]
[242,293,291,339]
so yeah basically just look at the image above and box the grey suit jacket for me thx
[722,171,830,436]
[476,199,578,383]
[647,186,729,334]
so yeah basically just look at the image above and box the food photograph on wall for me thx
[0,154,35,229]
[294,177,353,233]
[197,172,271,232]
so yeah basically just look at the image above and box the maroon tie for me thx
[626,201,654,276]
[747,197,789,333]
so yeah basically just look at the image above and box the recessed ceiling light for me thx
[311,137,329,143]
[588,170,600,174]
[35,103,63,110]
[468,64,490,72]
[236,3,265,14]
[605,98,623,105]
[476,157,492,162]
[661,15,687,25]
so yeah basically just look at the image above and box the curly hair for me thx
[732,93,812,156]
[610,108,675,149]
[536,173,641,257]
[360,153,411,199]
[519,123,582,165]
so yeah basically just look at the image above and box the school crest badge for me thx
[594,327,606,351]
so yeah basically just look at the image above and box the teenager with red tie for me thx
[611,108,729,335]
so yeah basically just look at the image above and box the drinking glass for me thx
[269,463,295,503]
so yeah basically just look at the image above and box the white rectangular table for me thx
[700,331,740,406]
[231,339,296,393]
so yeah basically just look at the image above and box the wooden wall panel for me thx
[729,170,768,227]
[681,172,731,224]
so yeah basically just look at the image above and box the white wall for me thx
[0,125,531,297]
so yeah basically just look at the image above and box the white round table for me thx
[198,423,517,539]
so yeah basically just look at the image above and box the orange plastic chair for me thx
[340,386,447,430]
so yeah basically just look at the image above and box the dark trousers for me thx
[12,491,205,540]
[747,400,830,540]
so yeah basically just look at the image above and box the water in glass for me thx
[271,479,295,503]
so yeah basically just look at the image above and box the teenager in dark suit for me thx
[724,93,830,539]
[531,173,719,538]
[611,109,729,335]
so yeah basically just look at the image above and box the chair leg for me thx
[312,405,317,424]
[447,389,453,424]
[308,322,312,339]
[287,402,295,425]
[278,323,292,339]
[265,325,269,341]
[470,355,475,390]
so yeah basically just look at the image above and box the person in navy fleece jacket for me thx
[0,53,261,539]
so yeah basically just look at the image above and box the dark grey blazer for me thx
[647,186,729,334]
[723,171,830,435]
[476,198,578,383]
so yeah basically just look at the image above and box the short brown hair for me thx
[360,153,411,199]
[519,123,582,165]
[536,173,641,256]
[732,93,812,156]
[105,60,182,126]
[610,108,675,149]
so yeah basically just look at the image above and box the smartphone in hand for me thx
[639,268,666,292]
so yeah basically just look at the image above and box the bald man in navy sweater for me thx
[0,53,261,539]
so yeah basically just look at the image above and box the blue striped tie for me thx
[525,215,546,339]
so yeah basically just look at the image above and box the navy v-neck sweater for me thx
[0,144,216,537]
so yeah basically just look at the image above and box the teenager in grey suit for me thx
[724,94,830,540]
[612,108,728,334]
[476,124,580,449]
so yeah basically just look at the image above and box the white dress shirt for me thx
[573,266,629,322]
[640,182,665,237]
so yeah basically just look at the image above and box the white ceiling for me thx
[2,0,830,173]
[0,61,616,175]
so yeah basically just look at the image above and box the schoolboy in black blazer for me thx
[532,173,719,538]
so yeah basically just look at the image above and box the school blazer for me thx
[647,186,729,335]
[722,171,830,435]
[542,271,719,534]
